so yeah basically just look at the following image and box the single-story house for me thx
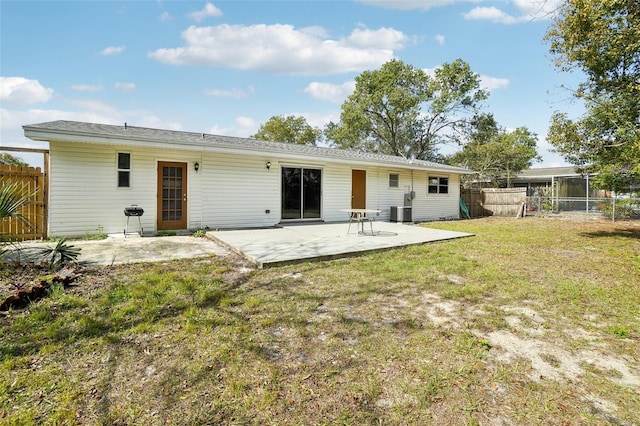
[23,120,474,237]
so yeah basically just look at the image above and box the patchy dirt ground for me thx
[421,293,640,391]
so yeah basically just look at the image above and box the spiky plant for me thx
[0,182,32,222]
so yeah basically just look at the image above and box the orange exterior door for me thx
[351,170,366,209]
[157,162,188,230]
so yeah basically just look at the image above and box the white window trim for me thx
[427,175,449,195]
[389,172,400,189]
[117,152,131,189]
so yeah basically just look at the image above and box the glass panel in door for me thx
[157,162,187,230]
[303,168,321,219]
[281,167,301,220]
[281,167,321,220]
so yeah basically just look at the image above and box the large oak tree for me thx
[325,59,488,161]
[546,0,640,191]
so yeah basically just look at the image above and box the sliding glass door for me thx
[282,167,322,220]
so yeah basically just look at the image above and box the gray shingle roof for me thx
[23,120,474,174]
[515,166,582,179]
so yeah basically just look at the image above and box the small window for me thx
[389,173,399,188]
[118,152,130,188]
[428,176,448,194]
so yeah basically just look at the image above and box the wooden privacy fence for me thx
[481,188,527,217]
[461,188,527,218]
[0,165,47,241]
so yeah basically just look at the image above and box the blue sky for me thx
[1,0,584,167]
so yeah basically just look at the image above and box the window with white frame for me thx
[389,173,399,188]
[428,176,448,194]
[117,152,131,188]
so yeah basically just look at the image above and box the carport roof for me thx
[24,120,475,174]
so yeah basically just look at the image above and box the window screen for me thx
[118,153,131,188]
[428,176,448,194]
[389,173,399,188]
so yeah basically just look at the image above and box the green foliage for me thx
[546,0,640,191]
[0,183,31,222]
[83,225,107,240]
[609,326,630,339]
[0,182,33,242]
[252,115,322,146]
[599,197,640,219]
[449,113,540,186]
[192,228,207,238]
[326,59,488,161]
[38,239,81,268]
[0,153,28,166]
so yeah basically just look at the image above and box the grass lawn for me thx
[1,217,639,425]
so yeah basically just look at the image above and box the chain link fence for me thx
[527,195,640,221]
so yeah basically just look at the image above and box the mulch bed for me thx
[0,267,81,311]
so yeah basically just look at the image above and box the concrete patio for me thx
[209,221,473,268]
[3,222,472,268]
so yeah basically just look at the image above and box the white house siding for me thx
[47,141,461,237]
[411,171,461,221]
[49,142,158,237]
[198,152,281,229]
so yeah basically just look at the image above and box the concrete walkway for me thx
[3,235,230,266]
[3,222,472,268]
[209,222,473,268]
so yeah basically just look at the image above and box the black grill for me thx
[124,206,144,217]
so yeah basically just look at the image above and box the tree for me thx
[325,59,488,161]
[0,153,28,166]
[449,114,540,186]
[545,0,640,191]
[252,115,322,146]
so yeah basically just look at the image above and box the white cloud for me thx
[159,11,173,22]
[464,0,562,24]
[114,82,136,92]
[189,2,222,22]
[356,0,457,10]
[70,84,104,92]
[419,67,509,91]
[208,116,258,137]
[479,74,510,91]
[1,102,182,151]
[99,46,125,56]
[435,34,445,45]
[149,24,405,75]
[513,0,562,19]
[422,67,436,77]
[299,112,339,131]
[204,86,254,98]
[464,6,520,24]
[347,27,407,50]
[304,81,355,103]
[0,77,54,105]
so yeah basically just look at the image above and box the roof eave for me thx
[23,124,474,175]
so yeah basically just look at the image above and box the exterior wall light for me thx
[266,161,271,171]
[194,162,200,172]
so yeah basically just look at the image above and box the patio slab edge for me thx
[207,225,474,269]
[254,236,474,268]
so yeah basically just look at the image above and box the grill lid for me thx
[124,205,144,216]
